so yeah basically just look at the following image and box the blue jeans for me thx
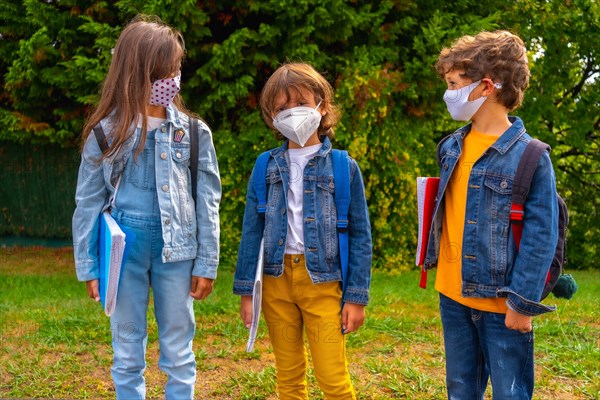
[110,211,196,399]
[439,293,534,400]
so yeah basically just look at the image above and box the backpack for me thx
[510,139,577,300]
[93,117,200,204]
[252,149,351,299]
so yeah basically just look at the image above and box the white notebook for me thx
[246,237,265,352]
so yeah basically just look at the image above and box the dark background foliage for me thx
[1,0,598,270]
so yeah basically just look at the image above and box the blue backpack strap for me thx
[332,149,351,297]
[253,151,271,215]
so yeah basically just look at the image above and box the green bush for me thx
[1,0,598,270]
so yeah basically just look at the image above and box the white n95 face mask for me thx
[443,80,486,122]
[272,102,322,147]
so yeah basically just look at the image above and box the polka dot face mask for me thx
[150,73,181,108]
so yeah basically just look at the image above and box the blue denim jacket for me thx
[72,105,221,281]
[234,138,373,305]
[425,117,558,316]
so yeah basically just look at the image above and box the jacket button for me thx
[176,152,182,159]
[278,239,284,245]
[160,152,167,160]
[500,180,508,189]
[444,164,449,170]
[281,208,286,214]
[161,126,167,133]
[165,219,170,225]
[162,184,169,192]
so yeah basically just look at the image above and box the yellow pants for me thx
[262,254,356,400]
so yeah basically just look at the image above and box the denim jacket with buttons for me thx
[72,105,221,282]
[233,138,373,305]
[424,117,559,316]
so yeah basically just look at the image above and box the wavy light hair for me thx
[81,15,190,159]
[435,30,530,111]
[259,62,340,141]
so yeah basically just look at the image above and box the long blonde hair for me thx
[81,15,191,159]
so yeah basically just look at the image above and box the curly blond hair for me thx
[435,30,530,111]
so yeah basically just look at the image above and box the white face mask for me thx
[273,102,322,147]
[150,73,181,108]
[443,80,486,121]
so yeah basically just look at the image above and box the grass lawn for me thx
[1,246,598,399]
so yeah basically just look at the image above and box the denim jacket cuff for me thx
[502,289,556,316]
[75,260,98,282]
[192,261,218,280]
[343,287,369,305]
[233,280,254,296]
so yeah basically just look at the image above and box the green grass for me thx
[1,246,598,399]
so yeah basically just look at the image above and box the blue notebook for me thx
[98,211,135,316]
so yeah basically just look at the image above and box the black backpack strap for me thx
[190,117,199,204]
[512,139,550,206]
[510,139,551,248]
[93,124,108,153]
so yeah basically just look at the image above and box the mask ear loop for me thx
[482,78,503,90]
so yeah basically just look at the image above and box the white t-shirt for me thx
[285,143,322,254]
[137,114,166,131]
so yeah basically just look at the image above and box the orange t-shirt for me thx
[435,129,508,313]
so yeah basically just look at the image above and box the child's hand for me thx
[86,279,100,302]
[190,277,214,300]
[342,303,366,334]
[505,308,533,333]
[240,296,253,329]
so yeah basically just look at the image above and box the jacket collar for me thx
[166,104,185,131]
[490,116,526,154]
[270,136,333,157]
[452,116,526,154]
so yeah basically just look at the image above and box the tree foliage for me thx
[1,0,598,269]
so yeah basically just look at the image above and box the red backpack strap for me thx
[511,139,550,250]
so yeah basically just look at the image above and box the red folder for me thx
[416,177,440,288]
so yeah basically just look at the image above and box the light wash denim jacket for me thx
[425,117,559,316]
[234,138,373,305]
[72,105,221,282]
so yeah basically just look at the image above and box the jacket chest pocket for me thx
[170,145,193,234]
[484,175,513,195]
[439,153,459,182]
[263,172,284,249]
[316,177,336,216]
[171,144,191,181]
[316,176,338,263]
[266,170,284,206]
[171,145,191,165]
[484,174,513,220]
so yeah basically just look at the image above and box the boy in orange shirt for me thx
[425,31,559,399]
